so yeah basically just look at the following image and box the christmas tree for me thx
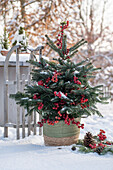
[11,21,108,128]
[12,23,28,51]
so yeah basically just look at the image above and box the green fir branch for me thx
[45,34,64,58]
[68,50,78,58]
[69,40,87,53]
[69,39,85,52]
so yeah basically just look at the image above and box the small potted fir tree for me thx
[12,23,28,52]
[11,21,108,146]
[0,27,10,56]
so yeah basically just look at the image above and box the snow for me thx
[104,66,113,74]
[27,45,44,51]
[0,101,113,170]
[60,91,68,99]
[21,97,29,100]
[0,53,49,63]
[40,71,48,75]
[74,70,79,74]
[0,53,30,62]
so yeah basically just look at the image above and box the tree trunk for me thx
[20,0,26,23]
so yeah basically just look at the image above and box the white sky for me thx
[104,0,113,30]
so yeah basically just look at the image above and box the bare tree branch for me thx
[22,0,41,7]
[100,0,107,36]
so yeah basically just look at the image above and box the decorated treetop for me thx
[45,21,86,61]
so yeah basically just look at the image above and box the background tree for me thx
[0,0,113,88]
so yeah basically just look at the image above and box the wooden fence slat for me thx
[22,74,26,138]
[16,105,20,139]
[27,51,35,136]
[4,55,9,137]
[27,73,31,136]
[28,115,31,136]
[16,48,20,140]
[39,114,42,135]
[39,48,42,136]
[4,45,21,138]
[33,110,36,135]
[4,84,8,137]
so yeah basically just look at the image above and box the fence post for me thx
[16,48,20,140]
[27,51,34,136]
[4,45,20,138]
[27,46,44,136]
[33,110,37,135]
[4,63,8,137]
[39,47,43,136]
[22,74,26,138]
[27,73,31,136]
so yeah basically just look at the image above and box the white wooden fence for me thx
[102,86,113,101]
[3,45,44,139]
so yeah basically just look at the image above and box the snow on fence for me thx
[102,86,113,101]
[1,45,44,139]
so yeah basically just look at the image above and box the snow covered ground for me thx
[0,101,113,170]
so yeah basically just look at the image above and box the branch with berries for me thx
[71,129,113,155]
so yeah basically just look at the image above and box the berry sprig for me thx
[37,112,84,129]
[51,71,61,83]
[74,76,81,85]
[89,143,106,149]
[89,129,112,150]
[56,21,70,59]
[97,129,107,141]
[51,73,58,82]
[33,95,44,110]
[38,102,44,110]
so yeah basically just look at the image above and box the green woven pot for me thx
[43,118,81,146]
